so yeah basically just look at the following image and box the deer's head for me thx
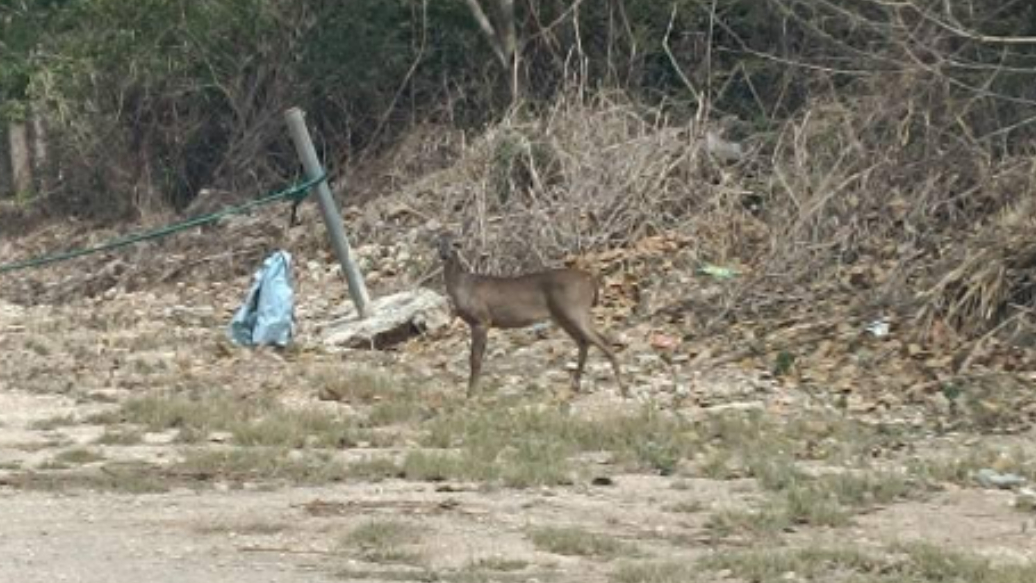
[436,232,460,262]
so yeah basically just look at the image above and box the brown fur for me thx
[437,234,624,397]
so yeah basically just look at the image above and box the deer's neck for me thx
[442,254,467,299]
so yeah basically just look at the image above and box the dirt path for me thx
[1,489,341,583]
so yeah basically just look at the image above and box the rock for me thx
[208,431,234,444]
[1014,488,1036,512]
[0,300,25,321]
[975,468,1026,490]
[143,430,179,446]
[321,288,451,349]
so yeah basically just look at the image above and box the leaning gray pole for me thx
[284,107,370,318]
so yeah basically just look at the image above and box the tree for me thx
[461,0,518,99]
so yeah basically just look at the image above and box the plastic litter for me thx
[229,250,296,347]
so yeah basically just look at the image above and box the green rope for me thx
[0,173,325,275]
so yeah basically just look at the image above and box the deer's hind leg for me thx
[556,312,624,397]
[468,324,488,397]
[585,328,625,397]
[573,339,590,391]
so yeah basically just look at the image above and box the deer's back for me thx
[457,268,597,329]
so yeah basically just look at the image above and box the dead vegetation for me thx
[4,76,1035,428]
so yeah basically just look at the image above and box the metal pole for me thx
[284,107,370,318]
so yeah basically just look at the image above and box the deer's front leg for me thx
[468,324,488,396]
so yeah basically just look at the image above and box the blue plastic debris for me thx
[229,250,296,347]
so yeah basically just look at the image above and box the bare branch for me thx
[662,5,702,108]
[498,0,516,61]
[871,0,1036,44]
[461,0,509,68]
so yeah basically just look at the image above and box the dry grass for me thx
[611,561,696,583]
[359,92,760,277]
[30,414,78,431]
[701,543,1036,583]
[908,445,1036,486]
[173,448,349,486]
[918,196,1036,338]
[53,448,106,465]
[341,520,424,565]
[314,366,400,403]
[529,526,637,559]
[100,389,365,448]
[705,467,917,537]
[94,426,145,445]
[5,461,169,493]
[194,519,290,536]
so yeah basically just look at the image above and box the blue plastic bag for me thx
[229,250,295,347]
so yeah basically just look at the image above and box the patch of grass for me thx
[745,452,805,491]
[748,473,880,532]
[702,547,882,581]
[398,443,574,488]
[367,395,428,427]
[11,439,70,452]
[611,561,696,583]
[98,390,257,437]
[342,520,423,565]
[706,469,916,537]
[30,414,77,430]
[174,448,349,485]
[194,519,289,536]
[36,459,72,470]
[348,456,404,481]
[697,418,918,539]
[940,374,1036,433]
[94,427,145,445]
[529,526,636,559]
[695,447,741,480]
[662,500,705,514]
[893,541,1036,582]
[400,450,475,482]
[334,569,435,582]
[0,460,23,470]
[704,507,793,537]
[418,404,698,487]
[701,543,1036,583]
[231,408,361,448]
[467,557,529,572]
[908,446,1036,486]
[53,447,106,465]
[6,461,169,493]
[452,562,541,583]
[316,367,399,403]
[698,409,910,469]
[780,482,853,528]
[495,440,575,487]
[815,470,916,507]
[25,338,52,356]
[102,389,363,448]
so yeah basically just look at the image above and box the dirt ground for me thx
[2,261,1036,583]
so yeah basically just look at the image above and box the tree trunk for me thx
[31,107,50,194]
[9,121,32,196]
[462,0,519,101]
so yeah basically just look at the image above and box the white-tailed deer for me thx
[437,233,624,397]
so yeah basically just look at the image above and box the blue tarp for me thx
[228,250,295,347]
